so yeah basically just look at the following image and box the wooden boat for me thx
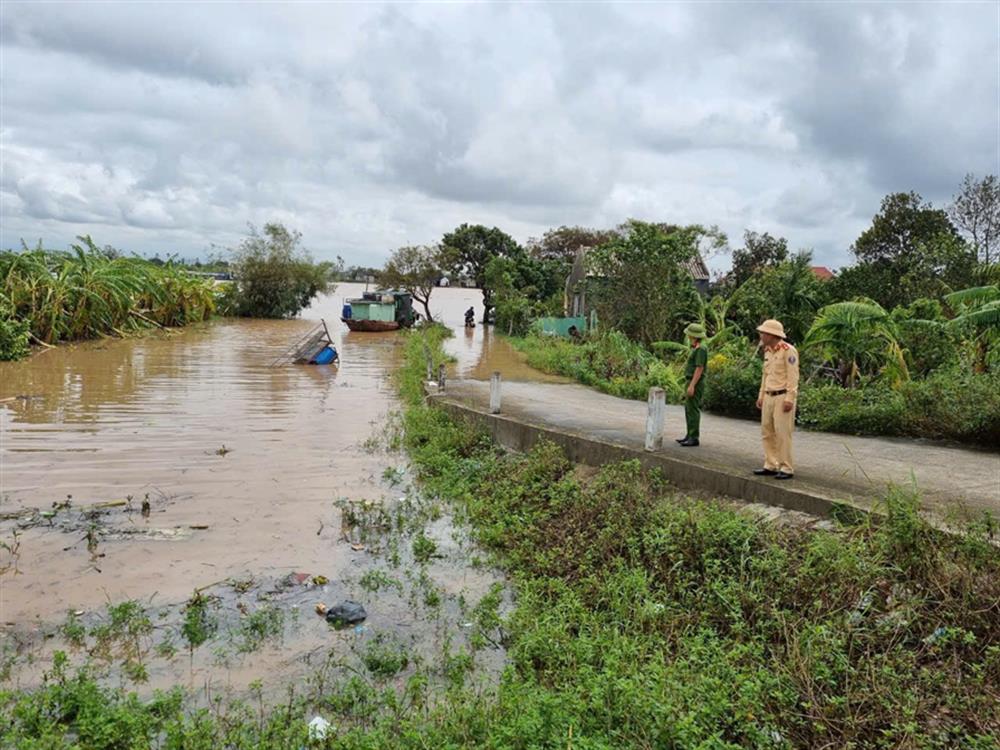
[341,290,416,332]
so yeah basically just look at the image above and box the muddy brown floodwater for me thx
[0,283,551,696]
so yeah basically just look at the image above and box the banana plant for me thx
[945,285,1000,372]
[804,299,908,388]
[651,294,739,356]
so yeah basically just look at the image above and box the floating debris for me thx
[325,601,367,628]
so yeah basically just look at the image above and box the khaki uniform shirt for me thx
[758,342,800,405]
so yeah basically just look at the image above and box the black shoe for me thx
[679,438,699,447]
[774,471,794,480]
[753,468,778,476]
[675,436,689,444]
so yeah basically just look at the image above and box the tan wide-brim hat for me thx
[756,319,786,339]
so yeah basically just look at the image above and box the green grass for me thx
[511,329,685,401]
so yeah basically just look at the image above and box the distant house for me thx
[564,246,711,318]
[683,255,711,296]
[811,266,835,281]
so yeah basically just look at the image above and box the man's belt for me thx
[765,389,787,396]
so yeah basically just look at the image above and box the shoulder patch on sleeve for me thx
[788,355,796,364]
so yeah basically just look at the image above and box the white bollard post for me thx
[644,387,666,451]
[489,371,502,414]
[437,364,446,391]
[426,356,433,383]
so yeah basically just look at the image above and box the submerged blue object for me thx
[313,346,338,365]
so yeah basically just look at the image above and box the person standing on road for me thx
[677,323,708,447]
[753,319,799,479]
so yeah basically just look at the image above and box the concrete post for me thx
[437,364,446,391]
[644,387,665,451]
[489,371,502,414]
[426,356,433,382]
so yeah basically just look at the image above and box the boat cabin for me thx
[341,290,416,332]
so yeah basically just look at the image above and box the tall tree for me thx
[831,232,976,310]
[379,245,443,322]
[526,226,616,264]
[729,230,789,288]
[441,224,521,322]
[586,221,711,346]
[949,173,1000,264]
[851,192,958,263]
[728,252,824,343]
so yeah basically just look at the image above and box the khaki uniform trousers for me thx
[761,394,795,474]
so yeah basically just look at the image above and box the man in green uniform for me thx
[677,323,708,447]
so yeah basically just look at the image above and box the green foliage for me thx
[797,383,907,435]
[389,341,1000,747]
[900,367,1000,442]
[220,222,337,318]
[852,191,960,264]
[181,591,217,651]
[702,343,763,418]
[234,604,284,653]
[726,229,789,289]
[362,635,410,679]
[587,220,719,345]
[440,223,522,321]
[411,532,438,563]
[836,227,977,310]
[892,298,959,376]
[512,329,684,401]
[727,252,825,343]
[0,295,30,360]
[804,299,908,387]
[1,237,216,349]
[378,245,443,321]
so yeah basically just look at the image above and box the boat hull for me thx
[341,318,400,332]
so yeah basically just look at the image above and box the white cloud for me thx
[1,1,996,268]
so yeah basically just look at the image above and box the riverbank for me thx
[3,326,998,747]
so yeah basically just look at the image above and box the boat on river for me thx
[341,290,416,332]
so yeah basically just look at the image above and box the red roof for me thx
[810,266,834,280]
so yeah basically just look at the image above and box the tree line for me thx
[379,173,999,335]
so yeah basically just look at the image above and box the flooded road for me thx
[0,283,548,694]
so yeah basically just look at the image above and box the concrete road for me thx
[442,380,1000,521]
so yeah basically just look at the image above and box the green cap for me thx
[684,323,707,339]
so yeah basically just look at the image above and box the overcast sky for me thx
[1,2,997,271]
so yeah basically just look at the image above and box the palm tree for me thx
[804,300,908,388]
[945,285,1000,372]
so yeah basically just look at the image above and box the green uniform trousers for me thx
[685,388,704,439]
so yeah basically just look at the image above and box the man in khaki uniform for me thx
[753,319,799,480]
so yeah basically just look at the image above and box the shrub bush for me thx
[702,346,762,418]
[797,383,907,436]
[901,368,1000,443]
[513,330,683,401]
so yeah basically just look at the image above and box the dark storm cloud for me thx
[0,1,996,268]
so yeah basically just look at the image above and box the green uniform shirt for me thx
[685,345,708,384]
